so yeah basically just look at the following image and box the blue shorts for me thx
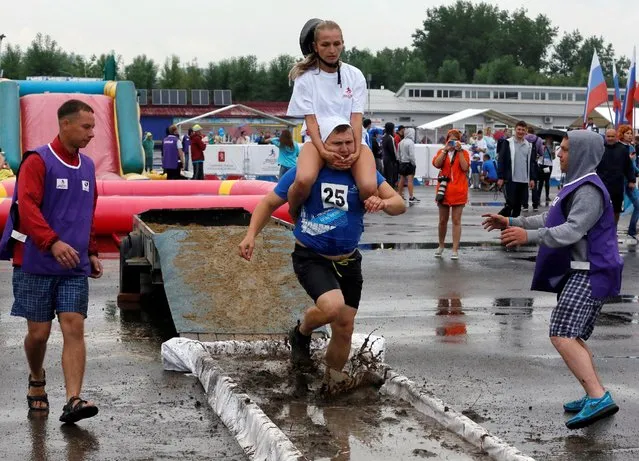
[11,267,89,322]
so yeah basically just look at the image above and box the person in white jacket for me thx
[397,128,419,202]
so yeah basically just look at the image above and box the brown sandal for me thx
[27,369,49,412]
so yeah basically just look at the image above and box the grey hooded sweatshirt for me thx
[510,130,605,264]
[398,128,416,165]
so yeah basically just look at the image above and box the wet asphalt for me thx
[0,186,637,461]
[357,188,639,460]
[0,261,246,460]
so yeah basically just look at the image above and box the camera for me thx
[436,176,450,203]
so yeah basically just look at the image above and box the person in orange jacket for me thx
[432,129,470,260]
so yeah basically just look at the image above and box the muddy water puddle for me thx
[214,354,490,460]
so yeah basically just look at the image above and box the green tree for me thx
[437,59,466,83]
[265,54,295,101]
[501,8,557,69]
[0,44,25,79]
[23,33,70,77]
[548,30,583,76]
[412,1,505,82]
[159,55,184,89]
[125,54,158,89]
[226,56,263,100]
[473,56,534,84]
[183,60,205,90]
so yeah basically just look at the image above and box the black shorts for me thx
[291,244,363,309]
[398,162,416,177]
[610,191,623,213]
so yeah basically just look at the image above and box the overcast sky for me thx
[2,0,635,66]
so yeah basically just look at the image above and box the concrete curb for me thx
[193,351,305,461]
[381,370,536,461]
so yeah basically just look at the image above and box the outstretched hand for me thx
[501,227,528,248]
[481,213,509,232]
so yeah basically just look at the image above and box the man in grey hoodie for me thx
[483,130,623,429]
[397,127,419,203]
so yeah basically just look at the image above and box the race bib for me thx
[321,182,349,211]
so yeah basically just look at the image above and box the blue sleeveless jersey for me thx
[274,167,385,255]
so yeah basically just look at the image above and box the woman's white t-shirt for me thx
[287,63,367,139]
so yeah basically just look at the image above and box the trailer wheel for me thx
[119,235,141,294]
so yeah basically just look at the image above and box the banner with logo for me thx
[247,145,281,176]
[201,143,447,179]
[203,145,245,176]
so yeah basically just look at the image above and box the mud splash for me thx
[210,353,490,460]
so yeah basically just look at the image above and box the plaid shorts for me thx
[549,271,604,340]
[11,267,89,322]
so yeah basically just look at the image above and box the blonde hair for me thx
[289,20,343,81]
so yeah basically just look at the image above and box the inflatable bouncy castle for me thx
[0,79,145,178]
[0,80,288,251]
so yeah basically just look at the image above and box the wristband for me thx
[508,217,512,227]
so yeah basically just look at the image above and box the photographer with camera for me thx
[432,129,470,259]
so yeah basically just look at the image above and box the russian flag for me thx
[583,51,608,127]
[613,61,622,128]
[621,46,636,126]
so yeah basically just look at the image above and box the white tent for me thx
[579,106,639,129]
[417,108,527,131]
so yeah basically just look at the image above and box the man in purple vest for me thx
[162,125,185,180]
[482,130,622,429]
[0,100,102,423]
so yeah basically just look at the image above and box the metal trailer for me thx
[117,207,312,340]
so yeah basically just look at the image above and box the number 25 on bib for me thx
[321,183,349,211]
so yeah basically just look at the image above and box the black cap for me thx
[299,18,322,56]
[397,125,405,131]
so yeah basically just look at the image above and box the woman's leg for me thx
[545,169,552,201]
[438,205,450,249]
[288,143,324,214]
[451,205,464,252]
[351,145,378,200]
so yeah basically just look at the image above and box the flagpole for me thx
[606,99,614,129]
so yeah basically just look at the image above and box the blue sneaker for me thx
[563,395,588,413]
[565,391,619,430]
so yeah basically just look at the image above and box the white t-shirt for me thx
[287,63,367,139]
[475,138,487,152]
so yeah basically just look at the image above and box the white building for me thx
[365,82,620,136]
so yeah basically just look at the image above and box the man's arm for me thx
[17,155,59,251]
[238,191,287,260]
[624,149,636,185]
[88,186,99,256]
[408,141,416,165]
[364,181,406,215]
[497,142,506,180]
[529,145,538,181]
[524,185,603,247]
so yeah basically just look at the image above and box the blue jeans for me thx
[627,185,639,236]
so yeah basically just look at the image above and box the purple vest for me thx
[531,173,622,299]
[0,144,96,276]
[162,135,180,169]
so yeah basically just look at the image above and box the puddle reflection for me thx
[597,311,639,326]
[27,414,100,461]
[436,298,467,341]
